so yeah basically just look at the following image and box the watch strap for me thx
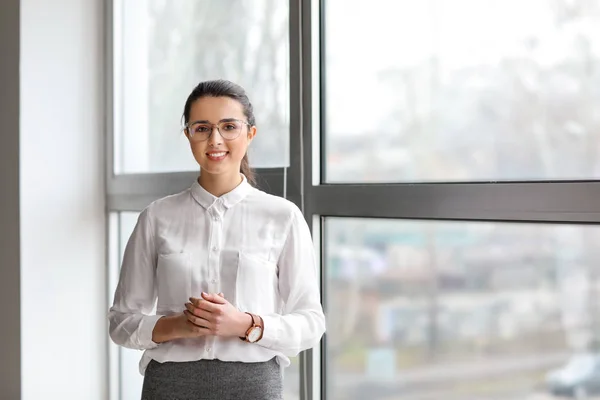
[239,312,263,342]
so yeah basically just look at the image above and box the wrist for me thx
[152,315,178,343]
[237,311,253,338]
[151,316,168,343]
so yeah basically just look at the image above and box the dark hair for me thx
[182,79,256,186]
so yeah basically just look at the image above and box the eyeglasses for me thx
[184,118,251,142]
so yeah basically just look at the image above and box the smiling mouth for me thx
[206,151,229,160]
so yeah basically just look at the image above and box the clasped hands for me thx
[152,292,252,343]
[183,292,249,338]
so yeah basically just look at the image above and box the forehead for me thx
[188,96,245,121]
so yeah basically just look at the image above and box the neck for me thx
[198,170,243,197]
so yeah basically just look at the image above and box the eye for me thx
[223,123,238,131]
[195,125,210,133]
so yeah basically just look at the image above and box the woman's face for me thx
[186,96,256,178]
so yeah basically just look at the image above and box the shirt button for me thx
[213,216,220,222]
[211,279,217,283]
[212,246,218,251]
[206,347,212,352]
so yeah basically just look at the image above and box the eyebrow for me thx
[189,118,242,124]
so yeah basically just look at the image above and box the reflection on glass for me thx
[114,213,299,400]
[324,0,600,182]
[115,0,289,173]
[325,218,600,400]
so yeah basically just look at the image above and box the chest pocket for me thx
[236,252,279,314]
[156,252,192,311]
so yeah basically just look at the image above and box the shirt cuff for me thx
[258,314,281,349]
[136,314,165,349]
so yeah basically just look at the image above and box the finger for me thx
[184,310,213,330]
[189,295,225,307]
[185,302,213,320]
[185,319,211,336]
[218,292,224,298]
[189,297,203,307]
[201,291,227,305]
[190,298,222,313]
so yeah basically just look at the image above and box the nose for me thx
[207,125,223,147]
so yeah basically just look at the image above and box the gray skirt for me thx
[141,358,283,400]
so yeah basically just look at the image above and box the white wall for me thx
[0,0,22,398]
[20,0,107,398]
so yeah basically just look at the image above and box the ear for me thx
[247,125,257,142]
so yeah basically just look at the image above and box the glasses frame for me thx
[183,118,252,142]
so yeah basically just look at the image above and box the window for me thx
[107,1,300,398]
[323,0,600,183]
[312,2,600,398]
[107,1,600,399]
[113,0,290,174]
[324,218,600,399]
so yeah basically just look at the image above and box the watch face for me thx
[248,327,263,342]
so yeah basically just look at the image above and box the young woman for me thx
[108,80,326,400]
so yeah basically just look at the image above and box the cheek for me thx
[228,140,248,160]
[189,142,207,160]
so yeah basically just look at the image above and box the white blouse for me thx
[108,175,326,375]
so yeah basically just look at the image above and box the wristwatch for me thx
[240,312,264,343]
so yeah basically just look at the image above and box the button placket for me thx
[205,207,222,358]
[208,208,223,293]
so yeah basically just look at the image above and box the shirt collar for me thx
[190,174,252,210]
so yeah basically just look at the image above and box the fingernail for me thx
[202,292,208,296]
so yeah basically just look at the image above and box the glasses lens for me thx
[188,123,211,141]
[218,121,243,140]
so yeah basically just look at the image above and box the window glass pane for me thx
[325,217,600,399]
[114,0,289,174]
[118,212,145,400]
[111,212,300,399]
[324,0,600,183]
[285,357,300,400]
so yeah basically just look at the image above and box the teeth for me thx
[208,152,226,157]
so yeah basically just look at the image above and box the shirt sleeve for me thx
[257,206,326,356]
[108,207,163,350]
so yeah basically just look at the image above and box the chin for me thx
[200,164,235,176]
